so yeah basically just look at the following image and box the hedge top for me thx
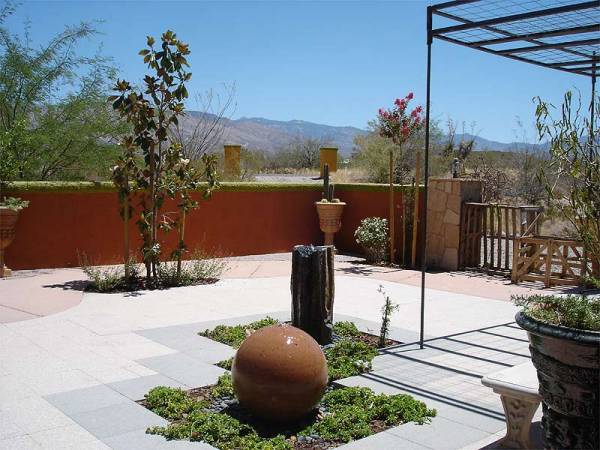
[3,181,423,193]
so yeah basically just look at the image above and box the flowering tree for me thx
[377,93,423,265]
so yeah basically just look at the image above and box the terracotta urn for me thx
[315,201,346,246]
[0,208,19,277]
[231,324,328,422]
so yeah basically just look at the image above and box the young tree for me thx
[535,91,599,279]
[376,93,424,264]
[0,2,126,181]
[110,31,217,285]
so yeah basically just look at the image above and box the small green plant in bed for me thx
[332,321,361,338]
[513,294,600,332]
[203,319,381,382]
[199,317,279,348]
[144,376,436,449]
[325,339,379,382]
[81,250,225,293]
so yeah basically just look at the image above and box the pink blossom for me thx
[406,92,414,100]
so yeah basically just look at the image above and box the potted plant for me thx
[355,217,388,263]
[315,164,345,246]
[514,294,599,449]
[0,196,29,277]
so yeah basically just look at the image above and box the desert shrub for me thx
[514,294,600,331]
[81,255,140,292]
[354,217,388,263]
[157,251,226,287]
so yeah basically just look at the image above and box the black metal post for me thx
[591,52,596,162]
[419,6,433,350]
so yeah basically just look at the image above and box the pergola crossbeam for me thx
[469,25,600,47]
[497,38,600,55]
[431,1,598,36]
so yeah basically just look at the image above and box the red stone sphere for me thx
[231,324,328,422]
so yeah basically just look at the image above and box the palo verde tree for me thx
[110,30,218,285]
[0,1,126,181]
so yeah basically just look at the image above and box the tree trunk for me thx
[290,245,335,345]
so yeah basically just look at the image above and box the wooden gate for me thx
[459,203,543,273]
[511,236,593,287]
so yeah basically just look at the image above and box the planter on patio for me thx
[515,311,599,450]
[0,207,20,277]
[315,201,346,246]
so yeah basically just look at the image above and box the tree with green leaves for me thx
[0,1,126,181]
[535,91,599,280]
[110,31,218,285]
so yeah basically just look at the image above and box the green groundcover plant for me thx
[514,294,600,332]
[202,319,382,381]
[144,377,435,449]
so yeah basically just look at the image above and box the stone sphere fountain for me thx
[231,324,328,422]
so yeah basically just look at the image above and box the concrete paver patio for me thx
[0,254,558,449]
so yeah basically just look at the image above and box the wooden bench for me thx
[481,361,542,449]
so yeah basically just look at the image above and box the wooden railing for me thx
[460,203,543,273]
[511,236,593,287]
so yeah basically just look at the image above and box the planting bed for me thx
[140,318,435,449]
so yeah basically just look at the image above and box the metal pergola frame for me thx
[418,0,599,348]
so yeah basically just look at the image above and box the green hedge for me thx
[3,181,422,194]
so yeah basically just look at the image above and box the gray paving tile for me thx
[136,353,226,388]
[102,429,214,449]
[182,343,236,364]
[338,430,433,449]
[68,401,167,439]
[108,374,187,401]
[388,416,490,449]
[44,384,129,416]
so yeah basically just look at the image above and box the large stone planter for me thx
[515,312,599,450]
[315,201,346,246]
[0,208,19,277]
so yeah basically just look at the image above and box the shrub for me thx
[333,321,361,338]
[157,251,226,287]
[145,386,204,421]
[325,339,379,381]
[81,255,140,293]
[0,196,29,211]
[199,317,279,348]
[514,294,600,332]
[354,217,388,263]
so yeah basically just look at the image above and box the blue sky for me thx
[3,0,593,143]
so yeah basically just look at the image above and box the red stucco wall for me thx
[4,185,423,270]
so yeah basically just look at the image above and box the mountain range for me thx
[184,112,545,156]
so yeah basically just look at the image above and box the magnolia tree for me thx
[110,31,218,285]
[377,93,423,264]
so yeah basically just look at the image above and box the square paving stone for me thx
[388,416,490,449]
[337,431,433,449]
[108,374,187,401]
[45,384,129,416]
[136,353,226,388]
[68,401,167,439]
[102,429,214,449]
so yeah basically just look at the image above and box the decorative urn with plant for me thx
[0,197,29,277]
[355,217,389,263]
[315,164,345,246]
[514,295,599,450]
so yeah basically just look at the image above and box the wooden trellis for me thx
[511,236,592,287]
[459,203,543,273]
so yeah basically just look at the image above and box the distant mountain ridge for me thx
[183,112,545,155]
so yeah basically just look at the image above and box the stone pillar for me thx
[426,178,482,270]
[224,144,241,178]
[319,147,338,177]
